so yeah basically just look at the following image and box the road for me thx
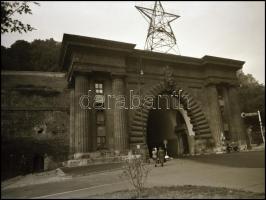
[1,151,264,199]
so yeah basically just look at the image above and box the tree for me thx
[1,38,61,71]
[1,1,40,34]
[29,38,61,71]
[9,40,32,70]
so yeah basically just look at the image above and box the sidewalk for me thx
[1,162,123,190]
[1,169,71,190]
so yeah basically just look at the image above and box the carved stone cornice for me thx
[111,73,127,80]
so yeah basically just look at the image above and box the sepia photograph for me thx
[1,1,265,199]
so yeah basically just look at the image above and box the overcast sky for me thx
[1,1,265,84]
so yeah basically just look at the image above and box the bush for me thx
[121,154,151,198]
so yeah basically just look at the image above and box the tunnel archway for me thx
[129,81,214,155]
[147,107,191,158]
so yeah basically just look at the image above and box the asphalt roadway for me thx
[1,151,265,199]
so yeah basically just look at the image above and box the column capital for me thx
[204,78,240,88]
[227,84,241,90]
[111,73,127,80]
[73,71,92,78]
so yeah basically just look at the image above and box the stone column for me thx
[74,74,90,158]
[206,84,224,147]
[112,76,128,153]
[69,89,75,158]
[227,86,246,145]
[221,86,233,140]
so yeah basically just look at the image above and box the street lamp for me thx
[140,68,144,150]
[138,57,146,157]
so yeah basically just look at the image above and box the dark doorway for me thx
[33,154,44,173]
[147,108,178,157]
[147,107,190,158]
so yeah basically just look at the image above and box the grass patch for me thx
[90,185,265,199]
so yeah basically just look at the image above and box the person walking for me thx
[247,125,253,149]
[158,147,165,167]
[152,147,158,167]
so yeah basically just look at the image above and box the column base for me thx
[73,152,91,159]
[63,151,129,168]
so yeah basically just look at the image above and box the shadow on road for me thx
[184,151,265,168]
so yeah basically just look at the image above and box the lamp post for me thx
[140,66,145,156]
[138,58,143,137]
[137,57,144,155]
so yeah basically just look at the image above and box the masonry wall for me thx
[1,72,70,180]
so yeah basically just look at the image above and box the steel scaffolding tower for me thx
[135,1,180,54]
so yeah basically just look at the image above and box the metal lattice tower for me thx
[135,1,180,54]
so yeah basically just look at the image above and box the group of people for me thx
[151,146,165,167]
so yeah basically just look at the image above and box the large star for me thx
[136,1,180,53]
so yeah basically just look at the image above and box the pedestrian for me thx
[158,147,165,167]
[247,125,253,149]
[152,147,158,167]
[220,132,226,152]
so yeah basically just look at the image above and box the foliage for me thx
[2,40,31,70]
[237,70,265,128]
[1,1,40,34]
[121,154,151,198]
[1,38,61,71]
[30,39,61,71]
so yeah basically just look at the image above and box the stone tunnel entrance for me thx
[130,83,211,156]
[146,93,196,158]
[147,109,193,158]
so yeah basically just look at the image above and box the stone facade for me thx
[60,34,247,158]
[1,33,247,177]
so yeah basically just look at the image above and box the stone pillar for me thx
[227,86,246,145]
[69,89,75,158]
[221,86,233,140]
[206,84,224,147]
[74,74,90,158]
[112,76,128,153]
